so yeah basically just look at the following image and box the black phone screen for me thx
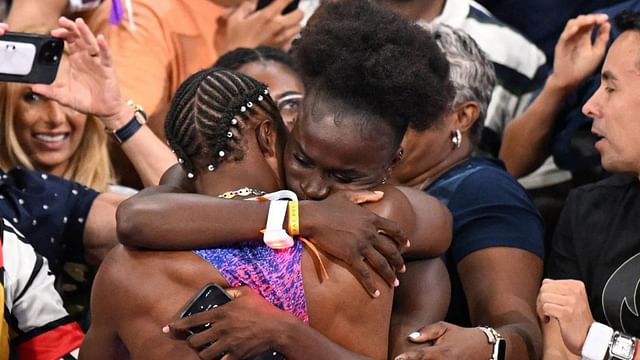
[255,0,299,14]
[0,32,63,84]
[180,284,286,360]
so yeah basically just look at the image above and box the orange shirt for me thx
[90,0,225,139]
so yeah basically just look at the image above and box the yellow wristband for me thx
[288,200,300,236]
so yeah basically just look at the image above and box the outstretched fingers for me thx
[96,34,112,67]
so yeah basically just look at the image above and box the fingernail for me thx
[406,240,411,247]
[399,265,407,273]
[394,278,400,287]
[162,325,170,334]
[409,331,421,340]
[373,289,380,298]
[374,191,384,196]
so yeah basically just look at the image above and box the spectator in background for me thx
[87,0,304,187]
[331,0,573,255]
[1,218,84,360]
[390,24,544,360]
[0,25,175,192]
[500,13,611,257]
[1,18,178,321]
[477,0,627,70]
[213,47,303,130]
[5,0,89,29]
[500,0,640,188]
[538,10,640,360]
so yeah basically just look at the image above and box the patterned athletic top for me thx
[195,239,308,322]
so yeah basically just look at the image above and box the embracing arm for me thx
[389,258,451,358]
[118,168,408,295]
[172,287,374,360]
[393,186,451,258]
[82,192,127,266]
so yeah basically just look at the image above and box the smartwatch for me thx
[478,326,506,360]
[609,331,637,360]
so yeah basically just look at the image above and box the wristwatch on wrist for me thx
[478,326,506,360]
[609,331,636,360]
[108,100,147,144]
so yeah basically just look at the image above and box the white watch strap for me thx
[265,200,289,232]
[582,322,614,360]
[263,200,294,249]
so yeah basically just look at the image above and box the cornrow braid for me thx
[165,68,282,178]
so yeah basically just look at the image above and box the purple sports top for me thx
[194,240,308,322]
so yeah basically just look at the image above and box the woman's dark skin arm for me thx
[396,248,543,360]
[117,165,413,296]
[172,259,450,360]
[168,185,453,359]
[389,259,450,357]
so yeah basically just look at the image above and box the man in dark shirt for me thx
[539,10,640,360]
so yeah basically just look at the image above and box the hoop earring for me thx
[452,129,462,149]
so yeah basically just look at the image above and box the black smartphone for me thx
[180,283,286,360]
[255,0,299,15]
[0,32,64,84]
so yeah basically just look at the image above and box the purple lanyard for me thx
[109,0,124,24]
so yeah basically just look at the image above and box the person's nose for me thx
[44,102,67,127]
[300,174,331,200]
[582,87,603,120]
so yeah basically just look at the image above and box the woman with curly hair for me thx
[91,0,455,358]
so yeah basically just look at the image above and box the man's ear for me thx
[454,101,481,133]
[255,118,278,157]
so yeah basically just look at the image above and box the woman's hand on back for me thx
[300,190,408,297]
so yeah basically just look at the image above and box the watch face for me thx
[611,335,635,358]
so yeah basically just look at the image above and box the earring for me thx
[382,177,387,185]
[452,129,462,149]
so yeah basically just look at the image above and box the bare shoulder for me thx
[364,185,452,257]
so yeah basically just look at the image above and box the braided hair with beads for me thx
[165,68,282,178]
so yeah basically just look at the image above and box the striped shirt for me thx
[425,1,572,188]
[1,219,83,360]
[420,0,547,136]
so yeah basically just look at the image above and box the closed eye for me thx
[293,152,312,167]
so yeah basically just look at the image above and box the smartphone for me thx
[0,32,64,84]
[256,0,299,15]
[180,283,286,360]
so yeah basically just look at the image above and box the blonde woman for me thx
[0,19,176,323]
[0,62,114,192]
[0,25,175,192]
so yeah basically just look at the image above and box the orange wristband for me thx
[287,200,300,236]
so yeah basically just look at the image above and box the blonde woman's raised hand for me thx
[32,17,130,130]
